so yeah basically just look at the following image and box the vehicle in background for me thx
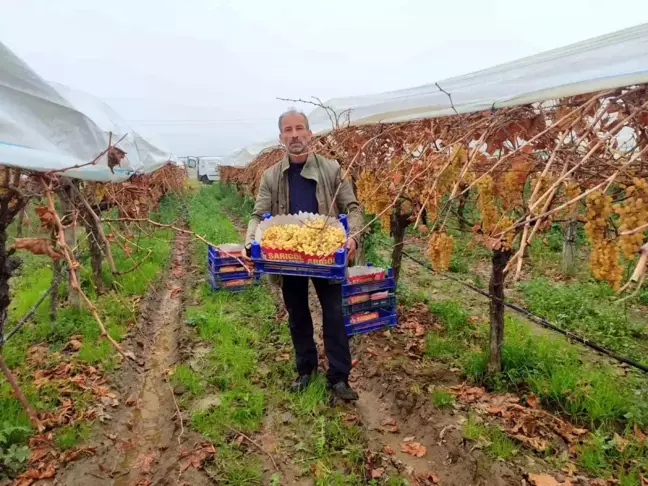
[195,156,222,184]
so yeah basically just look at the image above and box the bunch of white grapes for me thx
[261,217,346,256]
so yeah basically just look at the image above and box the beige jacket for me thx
[245,153,363,248]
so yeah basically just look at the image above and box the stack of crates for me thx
[207,245,257,292]
[342,267,397,336]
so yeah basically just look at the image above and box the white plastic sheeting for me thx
[220,148,255,167]
[242,23,648,156]
[0,42,175,182]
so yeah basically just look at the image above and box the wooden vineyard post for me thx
[49,259,61,322]
[562,220,578,276]
[84,216,105,294]
[390,201,411,284]
[488,249,511,374]
[16,207,26,237]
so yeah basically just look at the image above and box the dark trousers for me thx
[281,276,351,384]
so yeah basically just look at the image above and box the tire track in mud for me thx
[54,232,212,486]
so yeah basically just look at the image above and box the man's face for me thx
[279,113,312,157]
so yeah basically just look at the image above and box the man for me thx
[245,109,362,401]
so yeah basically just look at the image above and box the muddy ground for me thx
[50,232,212,486]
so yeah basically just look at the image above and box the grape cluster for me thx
[584,190,623,288]
[356,170,391,231]
[498,158,532,211]
[476,175,498,233]
[426,232,454,271]
[616,178,648,258]
[261,217,346,256]
[561,180,582,219]
[584,190,612,241]
[590,240,623,290]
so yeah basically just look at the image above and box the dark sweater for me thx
[287,162,319,214]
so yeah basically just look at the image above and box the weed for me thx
[428,300,470,334]
[462,415,517,459]
[430,387,454,408]
[172,364,205,396]
[463,318,648,428]
[520,277,648,364]
[425,333,462,360]
[55,422,91,450]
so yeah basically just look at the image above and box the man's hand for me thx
[346,238,357,262]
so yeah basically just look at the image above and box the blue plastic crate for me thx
[208,273,257,292]
[342,273,395,297]
[342,294,396,316]
[344,308,397,336]
[208,267,252,281]
[207,245,246,267]
[250,243,347,280]
[249,213,350,280]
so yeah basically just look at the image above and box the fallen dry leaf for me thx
[342,413,360,425]
[561,462,577,477]
[419,472,441,484]
[351,359,359,368]
[68,339,83,351]
[414,324,426,336]
[589,480,608,486]
[60,446,96,464]
[528,473,559,486]
[179,442,216,473]
[134,451,157,473]
[381,418,397,427]
[526,393,540,409]
[401,441,427,458]
[383,445,395,455]
[371,468,385,479]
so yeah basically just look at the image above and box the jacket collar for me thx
[280,153,319,180]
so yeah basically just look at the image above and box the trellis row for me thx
[0,162,186,428]
[221,85,648,373]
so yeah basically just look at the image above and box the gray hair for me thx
[278,109,309,132]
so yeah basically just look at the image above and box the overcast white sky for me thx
[2,0,647,156]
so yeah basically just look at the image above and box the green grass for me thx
[425,333,463,360]
[520,278,648,365]
[183,185,376,485]
[428,300,470,334]
[171,364,205,397]
[463,317,648,428]
[430,387,455,408]
[54,422,91,450]
[462,414,517,459]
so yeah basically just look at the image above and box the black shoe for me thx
[290,373,314,393]
[328,381,359,401]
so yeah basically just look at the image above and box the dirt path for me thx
[52,232,212,486]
